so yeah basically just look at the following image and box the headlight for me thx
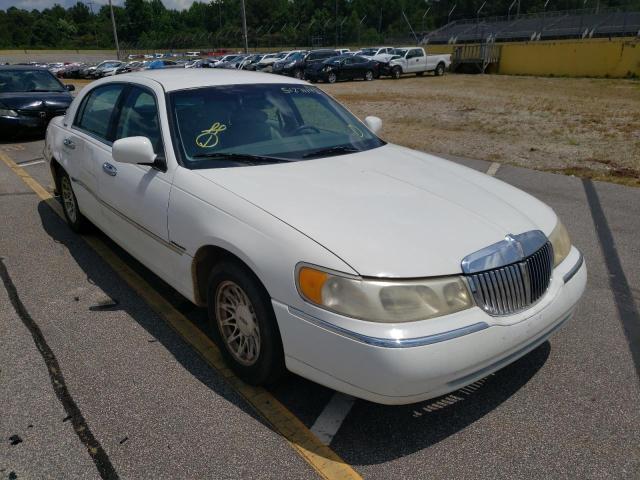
[296,265,474,323]
[548,220,571,266]
[323,66,332,72]
[0,107,18,117]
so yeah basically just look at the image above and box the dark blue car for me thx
[0,66,75,139]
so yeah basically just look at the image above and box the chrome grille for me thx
[466,242,554,316]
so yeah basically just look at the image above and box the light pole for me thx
[476,1,486,41]
[448,4,457,24]
[240,0,248,53]
[508,0,516,21]
[108,0,120,60]
[358,14,366,45]
[335,0,339,47]
[422,6,431,34]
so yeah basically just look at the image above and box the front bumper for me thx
[0,115,48,137]
[273,247,587,404]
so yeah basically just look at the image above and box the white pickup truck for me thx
[375,47,451,78]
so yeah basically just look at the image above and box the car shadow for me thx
[331,340,550,465]
[35,200,265,427]
[36,198,550,465]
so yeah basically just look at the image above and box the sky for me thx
[0,0,197,11]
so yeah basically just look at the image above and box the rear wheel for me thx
[364,70,374,81]
[435,62,445,76]
[207,261,285,385]
[58,169,89,233]
[392,66,402,79]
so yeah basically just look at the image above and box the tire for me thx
[58,169,89,233]
[364,70,374,81]
[435,62,445,76]
[206,260,285,385]
[392,66,402,79]
[293,68,304,80]
[327,72,337,84]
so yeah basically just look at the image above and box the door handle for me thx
[102,162,117,176]
[63,138,76,149]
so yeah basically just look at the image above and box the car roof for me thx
[114,68,308,91]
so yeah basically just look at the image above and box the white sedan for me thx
[44,70,586,405]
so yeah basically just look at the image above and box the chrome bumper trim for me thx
[288,306,489,349]
[563,250,584,284]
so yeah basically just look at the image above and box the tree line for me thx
[0,0,636,50]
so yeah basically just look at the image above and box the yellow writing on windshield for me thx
[196,122,227,148]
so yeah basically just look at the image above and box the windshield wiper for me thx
[192,152,291,164]
[302,145,361,159]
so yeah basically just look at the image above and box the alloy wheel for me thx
[215,280,261,366]
[60,176,77,223]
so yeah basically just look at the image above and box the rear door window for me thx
[74,84,125,142]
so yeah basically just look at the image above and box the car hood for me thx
[194,144,557,277]
[0,92,72,110]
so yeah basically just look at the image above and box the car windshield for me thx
[0,70,65,92]
[169,83,384,168]
[286,53,305,62]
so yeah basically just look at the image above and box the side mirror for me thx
[65,84,75,91]
[364,116,382,135]
[112,136,156,166]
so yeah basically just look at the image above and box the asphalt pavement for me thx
[1,139,639,479]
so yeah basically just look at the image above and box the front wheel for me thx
[58,170,89,233]
[392,66,402,79]
[207,261,285,385]
[293,68,304,80]
[327,72,337,84]
[364,70,374,81]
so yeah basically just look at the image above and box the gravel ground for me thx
[322,74,640,187]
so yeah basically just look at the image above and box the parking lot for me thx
[1,119,639,478]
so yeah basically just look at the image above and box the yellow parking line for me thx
[0,151,362,480]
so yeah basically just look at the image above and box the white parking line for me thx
[486,162,501,176]
[17,159,45,167]
[310,392,356,445]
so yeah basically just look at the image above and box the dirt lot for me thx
[324,74,640,186]
[64,74,640,186]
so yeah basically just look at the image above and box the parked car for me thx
[220,54,251,69]
[239,54,264,70]
[256,51,305,72]
[358,46,395,58]
[186,51,201,58]
[273,49,337,79]
[87,60,123,79]
[58,63,85,79]
[0,65,74,139]
[185,59,217,69]
[213,54,241,69]
[304,54,378,83]
[376,47,452,78]
[44,69,586,405]
[116,61,144,75]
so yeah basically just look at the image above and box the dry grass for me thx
[321,74,640,187]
